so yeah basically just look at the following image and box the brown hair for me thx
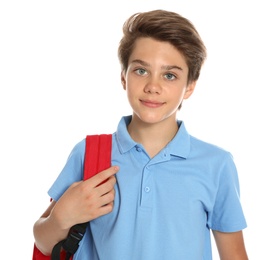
[118,9,207,84]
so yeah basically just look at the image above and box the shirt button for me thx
[144,186,150,193]
[136,146,142,152]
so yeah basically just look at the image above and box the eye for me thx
[164,73,177,81]
[135,68,147,76]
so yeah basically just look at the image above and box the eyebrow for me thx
[131,59,183,71]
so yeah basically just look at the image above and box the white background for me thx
[1,1,266,259]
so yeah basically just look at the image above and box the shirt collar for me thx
[115,115,137,154]
[115,115,191,159]
[167,121,191,159]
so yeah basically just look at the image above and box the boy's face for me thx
[121,37,196,125]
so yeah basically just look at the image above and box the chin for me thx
[137,114,166,124]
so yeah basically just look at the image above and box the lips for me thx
[140,99,165,108]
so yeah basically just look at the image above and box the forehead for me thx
[129,37,188,70]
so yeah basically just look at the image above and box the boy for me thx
[33,9,248,259]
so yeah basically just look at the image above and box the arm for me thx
[212,230,248,260]
[33,166,118,255]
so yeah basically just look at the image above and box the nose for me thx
[144,77,162,94]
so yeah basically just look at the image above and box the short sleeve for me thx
[208,152,247,232]
[48,139,86,201]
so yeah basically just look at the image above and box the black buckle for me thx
[62,223,88,255]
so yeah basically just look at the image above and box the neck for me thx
[127,115,179,157]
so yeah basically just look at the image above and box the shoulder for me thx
[190,135,230,155]
[188,134,236,171]
[191,135,239,178]
[48,138,86,200]
[175,121,233,161]
[67,138,86,159]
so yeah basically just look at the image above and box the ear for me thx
[183,81,196,100]
[121,71,126,90]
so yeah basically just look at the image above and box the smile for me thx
[140,99,165,108]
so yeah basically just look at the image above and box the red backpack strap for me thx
[84,134,112,180]
[34,134,112,260]
[33,244,69,260]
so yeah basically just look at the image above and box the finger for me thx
[87,166,119,187]
[98,201,114,216]
[96,175,116,196]
[99,188,115,207]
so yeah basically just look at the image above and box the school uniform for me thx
[49,115,247,260]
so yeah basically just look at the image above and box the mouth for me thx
[140,99,165,108]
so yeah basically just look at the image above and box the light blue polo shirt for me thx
[48,115,247,260]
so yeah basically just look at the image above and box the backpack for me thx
[32,134,112,260]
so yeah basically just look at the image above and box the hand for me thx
[51,166,119,230]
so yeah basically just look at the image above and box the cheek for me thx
[126,87,135,100]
